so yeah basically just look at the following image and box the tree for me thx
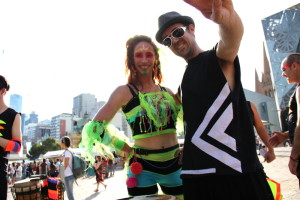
[27,137,60,160]
[42,137,60,152]
[27,143,43,160]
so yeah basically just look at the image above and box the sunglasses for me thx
[281,62,299,71]
[162,26,187,47]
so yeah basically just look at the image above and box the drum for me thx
[40,177,64,200]
[11,178,42,200]
[57,179,64,200]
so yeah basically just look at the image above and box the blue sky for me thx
[0,0,299,120]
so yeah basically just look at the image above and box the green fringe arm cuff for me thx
[79,121,129,164]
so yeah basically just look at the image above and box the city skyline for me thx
[1,0,299,121]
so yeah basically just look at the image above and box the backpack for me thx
[66,149,87,180]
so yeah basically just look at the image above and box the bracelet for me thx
[290,156,299,162]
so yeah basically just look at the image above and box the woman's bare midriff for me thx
[134,132,179,150]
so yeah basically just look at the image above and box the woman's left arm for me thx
[251,102,275,163]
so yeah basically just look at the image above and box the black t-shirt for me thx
[288,84,298,144]
[0,108,18,177]
[180,49,262,178]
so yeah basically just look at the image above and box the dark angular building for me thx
[262,3,300,130]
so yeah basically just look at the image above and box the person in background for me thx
[7,163,13,185]
[94,156,107,192]
[80,35,183,198]
[27,162,33,176]
[269,53,300,186]
[55,158,61,169]
[22,160,27,179]
[15,162,22,181]
[39,158,49,175]
[0,75,22,200]
[155,0,273,199]
[49,160,58,177]
[12,162,17,184]
[104,156,109,179]
[60,136,75,200]
[107,157,115,177]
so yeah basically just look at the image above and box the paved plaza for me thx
[7,146,300,200]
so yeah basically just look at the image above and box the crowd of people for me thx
[1,0,299,199]
[6,158,60,185]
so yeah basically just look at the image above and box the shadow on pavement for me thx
[84,192,100,200]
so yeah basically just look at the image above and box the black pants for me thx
[183,170,273,200]
[0,175,8,200]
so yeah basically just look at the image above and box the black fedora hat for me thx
[156,11,194,44]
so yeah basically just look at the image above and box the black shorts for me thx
[182,169,273,200]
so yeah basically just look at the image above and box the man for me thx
[39,158,49,175]
[156,0,273,199]
[269,53,300,184]
[22,160,27,179]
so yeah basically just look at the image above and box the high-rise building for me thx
[261,3,300,130]
[50,113,73,141]
[73,93,97,118]
[9,94,26,135]
[25,111,39,125]
[9,94,22,113]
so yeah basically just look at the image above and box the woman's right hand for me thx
[122,144,133,161]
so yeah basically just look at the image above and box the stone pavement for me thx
[7,147,300,200]
[260,146,300,200]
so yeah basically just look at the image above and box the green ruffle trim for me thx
[138,91,183,135]
[79,121,130,164]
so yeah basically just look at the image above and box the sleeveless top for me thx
[0,108,18,177]
[121,83,180,139]
[180,48,262,177]
[288,84,299,144]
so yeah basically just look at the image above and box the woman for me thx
[32,160,38,175]
[49,160,58,177]
[60,136,75,200]
[94,156,107,192]
[0,75,22,200]
[81,35,183,199]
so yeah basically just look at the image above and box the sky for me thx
[0,0,299,121]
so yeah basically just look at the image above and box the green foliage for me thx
[42,137,60,151]
[27,143,43,160]
[26,137,60,160]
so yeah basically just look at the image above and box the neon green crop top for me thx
[122,84,182,139]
